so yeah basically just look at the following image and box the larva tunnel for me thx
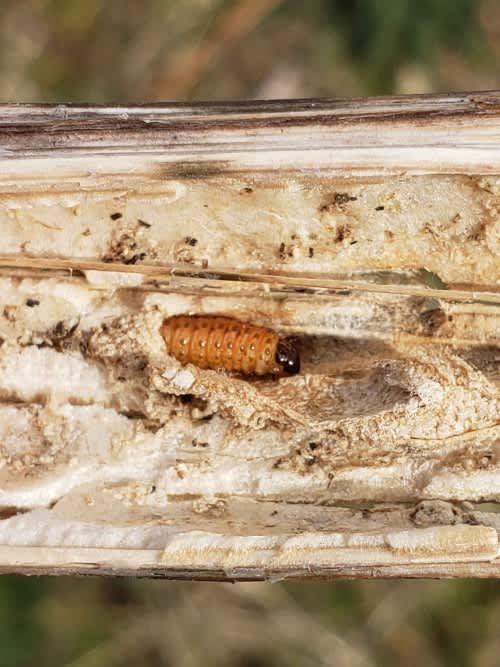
[160,315,300,376]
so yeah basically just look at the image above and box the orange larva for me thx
[160,315,300,376]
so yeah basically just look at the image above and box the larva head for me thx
[275,339,300,375]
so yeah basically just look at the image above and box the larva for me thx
[160,315,300,376]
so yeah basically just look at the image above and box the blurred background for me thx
[1,0,499,101]
[1,0,500,665]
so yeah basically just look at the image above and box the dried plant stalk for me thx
[0,92,498,579]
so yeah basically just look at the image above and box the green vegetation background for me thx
[1,1,499,665]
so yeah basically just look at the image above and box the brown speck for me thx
[82,228,91,236]
[320,192,357,213]
[26,299,40,307]
[468,221,487,241]
[278,242,286,259]
[336,192,357,204]
[124,253,146,265]
[308,247,314,258]
[420,308,446,334]
[102,231,146,264]
[375,205,385,211]
[423,223,438,237]
[46,319,79,350]
[3,306,16,322]
[384,230,394,240]
[350,240,358,245]
[0,506,29,520]
[137,219,152,228]
[201,259,209,269]
[110,212,122,221]
[335,224,351,242]
[240,187,253,194]
[185,236,198,246]
[191,439,209,448]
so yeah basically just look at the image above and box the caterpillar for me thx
[160,315,300,376]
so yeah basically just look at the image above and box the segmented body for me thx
[160,315,282,375]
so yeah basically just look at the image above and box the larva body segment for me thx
[160,315,300,376]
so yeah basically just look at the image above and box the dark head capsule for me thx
[275,339,300,375]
